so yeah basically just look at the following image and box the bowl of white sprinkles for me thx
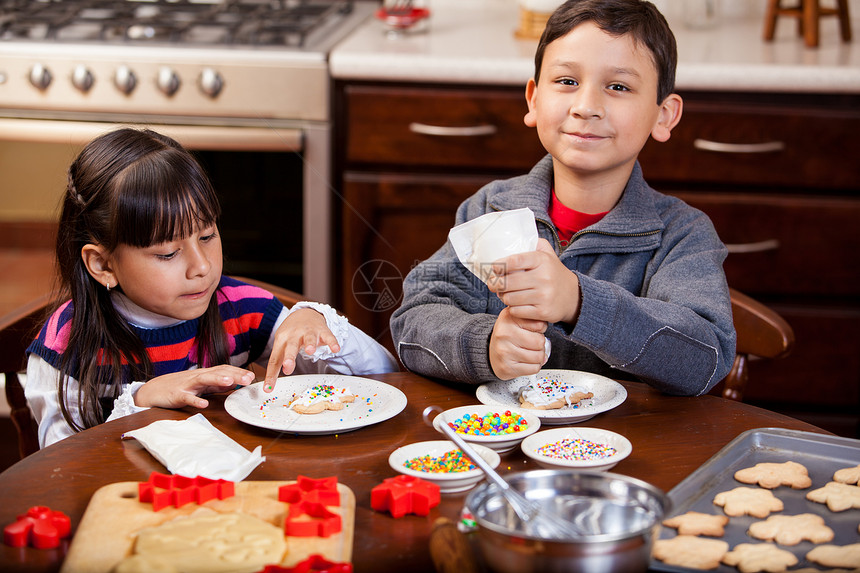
[521,427,632,471]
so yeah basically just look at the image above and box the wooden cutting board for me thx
[61,480,354,573]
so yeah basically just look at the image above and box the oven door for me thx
[0,117,332,302]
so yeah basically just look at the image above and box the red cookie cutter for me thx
[258,554,353,573]
[370,475,440,518]
[4,506,71,549]
[280,475,342,538]
[279,475,340,506]
[138,472,235,511]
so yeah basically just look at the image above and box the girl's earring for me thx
[106,281,111,292]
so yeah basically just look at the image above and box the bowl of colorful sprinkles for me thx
[388,440,501,493]
[431,405,541,453]
[520,427,632,472]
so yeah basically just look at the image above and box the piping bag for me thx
[448,208,551,362]
[122,413,264,481]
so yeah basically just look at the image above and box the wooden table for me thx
[0,372,831,572]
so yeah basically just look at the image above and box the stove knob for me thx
[114,65,137,95]
[71,65,95,93]
[29,63,53,91]
[157,66,181,97]
[198,68,223,98]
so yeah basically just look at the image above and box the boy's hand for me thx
[487,238,581,326]
[489,307,548,380]
[263,308,341,393]
[135,366,255,409]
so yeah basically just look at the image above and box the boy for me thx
[389,0,735,396]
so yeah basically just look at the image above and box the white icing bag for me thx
[448,208,539,283]
[122,413,264,481]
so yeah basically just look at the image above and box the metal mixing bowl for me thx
[464,470,670,573]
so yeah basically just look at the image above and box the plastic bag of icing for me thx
[448,208,539,284]
[122,413,264,481]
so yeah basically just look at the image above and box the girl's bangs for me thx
[114,151,220,248]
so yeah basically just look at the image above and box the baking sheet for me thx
[650,427,860,572]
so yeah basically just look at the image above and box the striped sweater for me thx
[27,276,284,383]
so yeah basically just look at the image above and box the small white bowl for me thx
[388,440,501,494]
[432,405,541,453]
[520,427,632,472]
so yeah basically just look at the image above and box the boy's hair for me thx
[534,0,677,104]
[54,128,228,431]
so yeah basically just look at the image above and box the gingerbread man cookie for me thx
[662,511,729,537]
[651,535,729,570]
[806,481,860,512]
[748,513,834,545]
[721,543,798,573]
[713,486,784,518]
[734,460,812,489]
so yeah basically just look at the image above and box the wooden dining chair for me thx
[713,288,795,402]
[2,293,53,460]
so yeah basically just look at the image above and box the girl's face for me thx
[108,223,223,321]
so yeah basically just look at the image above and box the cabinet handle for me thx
[693,138,786,154]
[408,122,498,137]
[725,239,780,254]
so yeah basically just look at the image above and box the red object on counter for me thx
[138,472,234,511]
[370,475,440,518]
[3,506,71,549]
[279,475,340,506]
[284,501,342,537]
[258,554,353,573]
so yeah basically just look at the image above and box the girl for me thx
[26,128,397,448]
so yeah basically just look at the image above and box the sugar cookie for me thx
[289,383,355,414]
[721,542,798,573]
[806,543,860,569]
[834,464,860,485]
[713,486,784,518]
[747,513,834,545]
[662,511,729,537]
[734,461,812,489]
[652,535,729,570]
[806,481,860,512]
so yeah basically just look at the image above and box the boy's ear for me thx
[81,243,116,289]
[651,93,683,143]
[524,78,538,127]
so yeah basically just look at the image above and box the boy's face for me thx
[525,22,681,183]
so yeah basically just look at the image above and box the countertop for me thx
[329,0,860,93]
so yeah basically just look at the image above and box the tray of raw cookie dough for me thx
[650,427,860,572]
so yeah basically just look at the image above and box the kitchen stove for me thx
[0,0,376,303]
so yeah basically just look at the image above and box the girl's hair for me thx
[55,127,228,431]
[534,0,677,104]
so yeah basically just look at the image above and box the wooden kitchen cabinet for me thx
[334,82,860,438]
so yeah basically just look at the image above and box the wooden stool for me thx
[763,0,852,47]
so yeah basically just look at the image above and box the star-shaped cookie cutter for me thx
[258,553,353,573]
[279,475,340,506]
[138,472,235,511]
[370,475,441,518]
[3,506,71,549]
[280,475,342,538]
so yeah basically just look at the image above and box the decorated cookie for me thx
[289,384,355,414]
[713,486,784,518]
[651,535,729,570]
[721,543,798,573]
[662,511,729,537]
[747,513,834,545]
[806,481,860,512]
[734,461,812,489]
[806,543,860,569]
[517,376,593,410]
[834,464,860,485]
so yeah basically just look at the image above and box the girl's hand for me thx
[134,366,255,409]
[487,238,581,326]
[489,307,548,380]
[263,308,341,393]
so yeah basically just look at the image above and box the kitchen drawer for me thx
[343,84,546,171]
[640,95,860,191]
[674,192,860,298]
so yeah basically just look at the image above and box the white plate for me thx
[476,369,627,425]
[225,375,407,435]
[521,427,632,471]
[431,405,541,454]
[388,440,500,494]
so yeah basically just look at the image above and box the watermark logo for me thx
[352,260,403,312]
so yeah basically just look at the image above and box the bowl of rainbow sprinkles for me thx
[521,427,632,472]
[432,405,541,453]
